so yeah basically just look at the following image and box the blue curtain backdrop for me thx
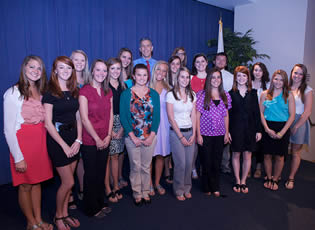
[0,0,233,185]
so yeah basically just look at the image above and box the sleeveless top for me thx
[294,86,313,115]
[263,92,289,122]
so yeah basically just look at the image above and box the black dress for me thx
[42,91,80,167]
[229,89,262,152]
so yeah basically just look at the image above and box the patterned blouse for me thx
[130,89,153,139]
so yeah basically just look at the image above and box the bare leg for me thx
[111,154,122,199]
[263,154,272,188]
[18,184,37,228]
[273,155,284,182]
[105,157,117,202]
[154,156,164,187]
[289,143,303,179]
[164,155,171,177]
[240,151,252,185]
[232,152,241,184]
[31,184,42,223]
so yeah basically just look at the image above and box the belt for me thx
[170,127,192,132]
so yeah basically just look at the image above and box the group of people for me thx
[3,37,313,230]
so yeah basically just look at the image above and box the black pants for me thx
[81,145,108,216]
[199,135,224,193]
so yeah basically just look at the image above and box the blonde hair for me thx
[149,61,170,91]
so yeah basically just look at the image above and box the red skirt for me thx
[10,123,53,186]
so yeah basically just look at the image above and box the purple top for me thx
[196,90,232,136]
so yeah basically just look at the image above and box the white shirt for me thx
[294,86,313,114]
[3,86,25,163]
[166,91,196,128]
[221,69,233,92]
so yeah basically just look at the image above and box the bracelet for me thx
[179,136,184,140]
[75,139,82,145]
[277,132,282,137]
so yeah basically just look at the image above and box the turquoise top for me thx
[124,79,133,89]
[263,92,289,122]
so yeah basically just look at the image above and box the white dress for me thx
[153,89,170,157]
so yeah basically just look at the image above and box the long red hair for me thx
[48,56,79,98]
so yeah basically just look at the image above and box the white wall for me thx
[234,0,308,75]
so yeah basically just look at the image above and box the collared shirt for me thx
[133,57,157,74]
[221,69,234,92]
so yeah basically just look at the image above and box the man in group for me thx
[134,37,157,77]
[213,52,234,174]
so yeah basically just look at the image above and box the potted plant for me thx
[207,28,270,72]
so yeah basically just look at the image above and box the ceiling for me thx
[197,0,256,11]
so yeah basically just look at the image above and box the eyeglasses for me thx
[176,52,185,56]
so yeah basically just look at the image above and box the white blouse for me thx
[3,86,25,163]
[294,86,313,115]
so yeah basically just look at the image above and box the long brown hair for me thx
[203,67,228,109]
[251,62,269,90]
[48,56,79,98]
[89,59,111,95]
[267,70,289,103]
[118,48,133,79]
[106,57,126,90]
[16,55,47,100]
[232,66,252,92]
[289,64,308,103]
[171,67,195,102]
[172,47,187,67]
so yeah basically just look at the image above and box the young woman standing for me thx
[196,67,231,197]
[43,56,82,229]
[229,66,262,193]
[286,64,313,189]
[168,56,181,88]
[260,70,295,191]
[4,55,53,230]
[166,67,196,201]
[120,64,160,205]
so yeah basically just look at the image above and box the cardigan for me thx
[120,87,160,137]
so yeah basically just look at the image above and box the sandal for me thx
[106,191,118,203]
[285,179,294,190]
[233,184,240,193]
[270,179,279,191]
[264,178,272,189]
[253,168,262,178]
[114,189,123,199]
[37,221,53,230]
[63,215,80,228]
[68,193,77,210]
[176,195,186,201]
[213,191,220,197]
[165,175,173,184]
[155,184,166,195]
[26,224,41,230]
[149,185,155,196]
[241,184,249,194]
[53,217,70,230]
[184,192,192,199]
[118,178,128,188]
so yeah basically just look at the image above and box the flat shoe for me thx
[149,185,155,196]
[37,221,53,230]
[63,215,80,228]
[143,197,151,204]
[176,195,185,201]
[285,179,294,189]
[94,210,106,219]
[155,184,166,195]
[106,191,118,203]
[233,184,240,193]
[133,198,143,207]
[240,184,248,194]
[184,193,192,199]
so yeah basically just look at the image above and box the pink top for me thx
[196,90,232,136]
[21,98,45,124]
[79,84,113,145]
[191,75,206,93]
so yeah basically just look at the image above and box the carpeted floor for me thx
[1,159,315,230]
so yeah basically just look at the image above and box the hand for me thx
[111,131,118,139]
[266,128,277,139]
[62,144,74,158]
[131,136,142,147]
[142,134,154,146]
[197,135,203,146]
[187,134,195,146]
[256,133,262,142]
[116,129,124,139]
[180,136,189,146]
[15,160,27,173]
[224,133,231,144]
[103,135,111,148]
[96,138,105,150]
[291,126,298,135]
[71,141,81,155]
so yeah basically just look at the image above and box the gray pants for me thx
[170,130,195,196]
[221,144,231,172]
[125,136,157,199]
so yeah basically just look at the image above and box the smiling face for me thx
[253,64,263,80]
[170,58,181,74]
[273,74,284,90]
[176,49,186,63]
[55,61,73,82]
[139,40,153,59]
[194,56,207,72]
[92,62,107,84]
[24,59,42,84]
[120,51,132,68]
[71,52,86,72]
[214,55,227,70]
[210,71,222,88]
[155,63,168,82]
[133,68,148,86]
[178,70,190,89]
[236,72,248,87]
[109,62,122,80]
[291,66,304,85]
